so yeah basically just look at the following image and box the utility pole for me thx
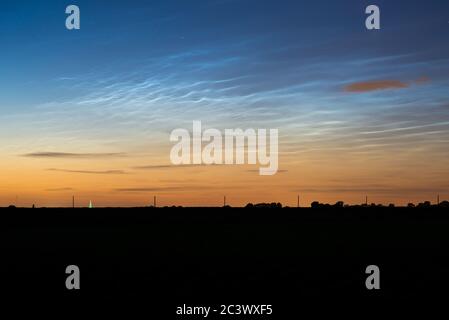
[365,196,368,206]
[437,194,440,206]
[224,196,226,207]
[297,195,300,208]
[154,196,156,207]
[72,195,75,208]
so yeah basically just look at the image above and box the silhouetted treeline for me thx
[242,200,449,209]
[245,202,282,208]
[3,200,449,209]
[309,200,449,209]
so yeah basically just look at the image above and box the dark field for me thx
[1,206,449,313]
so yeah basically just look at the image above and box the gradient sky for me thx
[1,0,449,207]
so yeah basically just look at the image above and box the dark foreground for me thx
[1,206,449,315]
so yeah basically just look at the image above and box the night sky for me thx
[1,0,449,207]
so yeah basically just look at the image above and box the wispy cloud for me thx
[344,80,409,93]
[414,76,431,85]
[132,164,220,170]
[47,168,127,175]
[22,152,126,158]
[344,77,430,93]
[114,184,238,192]
[45,187,74,192]
[114,187,186,192]
[246,169,288,173]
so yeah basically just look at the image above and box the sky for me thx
[1,0,449,207]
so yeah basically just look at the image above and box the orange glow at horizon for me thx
[1,147,447,208]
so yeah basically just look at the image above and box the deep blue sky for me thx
[1,0,448,107]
